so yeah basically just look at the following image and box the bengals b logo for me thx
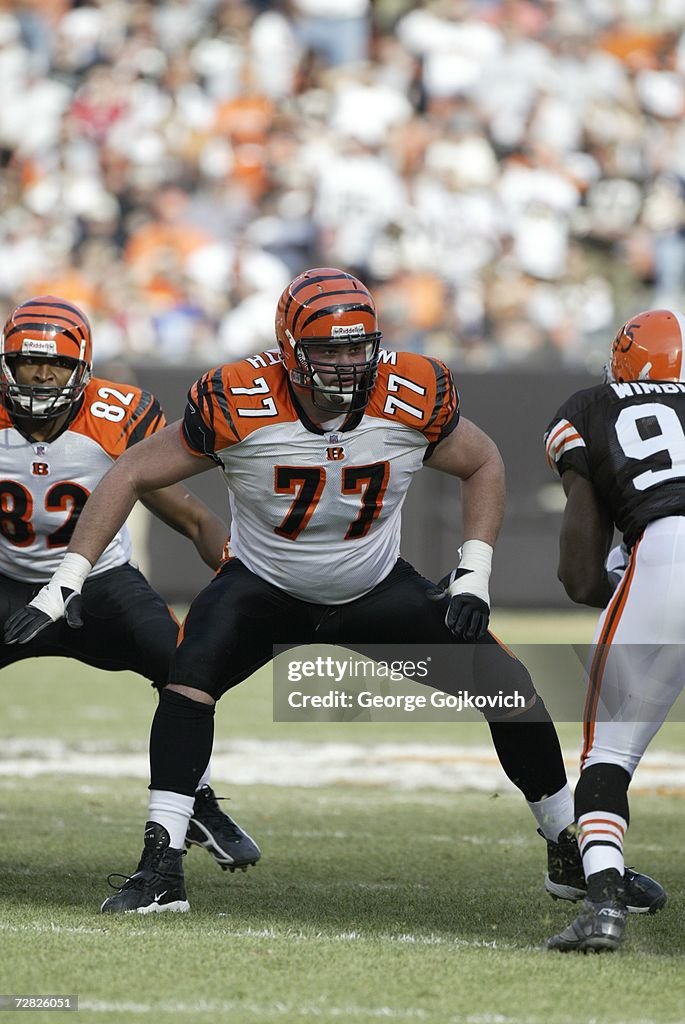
[32,462,49,475]
[326,446,345,461]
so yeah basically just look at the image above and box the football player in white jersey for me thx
[5,272,662,917]
[0,295,260,875]
[543,309,685,951]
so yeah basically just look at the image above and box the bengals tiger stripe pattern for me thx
[277,267,378,343]
[2,295,92,365]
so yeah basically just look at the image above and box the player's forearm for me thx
[558,542,613,608]
[66,461,140,565]
[182,508,228,570]
[426,419,505,546]
[460,450,505,547]
[142,485,228,570]
[559,565,613,608]
[558,471,614,607]
[66,423,214,567]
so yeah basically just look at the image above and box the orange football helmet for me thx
[1,295,92,419]
[608,309,685,383]
[275,267,381,413]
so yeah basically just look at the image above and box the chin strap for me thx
[311,373,354,408]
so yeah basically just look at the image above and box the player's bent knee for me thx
[165,682,216,706]
[485,692,540,722]
[472,646,538,719]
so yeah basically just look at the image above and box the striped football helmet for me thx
[275,267,381,413]
[1,295,92,419]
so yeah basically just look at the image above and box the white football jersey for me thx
[0,377,165,583]
[181,349,459,603]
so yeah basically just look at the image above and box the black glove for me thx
[4,587,83,645]
[438,568,491,642]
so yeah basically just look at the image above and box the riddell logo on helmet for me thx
[21,339,57,356]
[331,323,365,338]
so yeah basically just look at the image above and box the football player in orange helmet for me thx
[0,295,260,880]
[4,271,661,918]
[1,296,93,421]
[275,268,382,414]
[608,308,685,384]
[543,309,685,951]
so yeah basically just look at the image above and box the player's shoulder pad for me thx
[544,384,608,472]
[369,350,459,442]
[185,350,294,454]
[72,377,166,456]
[549,383,608,426]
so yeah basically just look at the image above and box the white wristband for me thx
[458,539,493,576]
[447,539,493,604]
[53,552,92,592]
[29,552,92,623]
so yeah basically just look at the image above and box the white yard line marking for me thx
[67,1001,676,1024]
[77,1004,432,1020]
[0,739,684,793]
[0,918,518,951]
[76,1002,536,1022]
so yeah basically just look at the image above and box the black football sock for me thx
[149,688,215,797]
[488,698,568,803]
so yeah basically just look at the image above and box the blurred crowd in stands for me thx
[1,0,684,372]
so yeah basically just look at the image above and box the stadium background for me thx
[2,3,685,1019]
[4,0,683,603]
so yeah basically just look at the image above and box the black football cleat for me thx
[185,785,261,872]
[542,827,666,915]
[100,822,190,914]
[547,868,627,952]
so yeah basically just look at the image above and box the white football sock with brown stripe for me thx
[577,810,626,878]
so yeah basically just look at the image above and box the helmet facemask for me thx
[287,330,381,414]
[2,354,90,421]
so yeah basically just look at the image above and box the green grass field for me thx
[1,610,684,1023]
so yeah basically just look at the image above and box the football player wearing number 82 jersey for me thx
[4,272,661,918]
[0,296,261,880]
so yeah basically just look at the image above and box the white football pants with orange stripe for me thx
[582,515,685,776]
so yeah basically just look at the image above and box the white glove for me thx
[605,543,630,593]
[4,553,92,644]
